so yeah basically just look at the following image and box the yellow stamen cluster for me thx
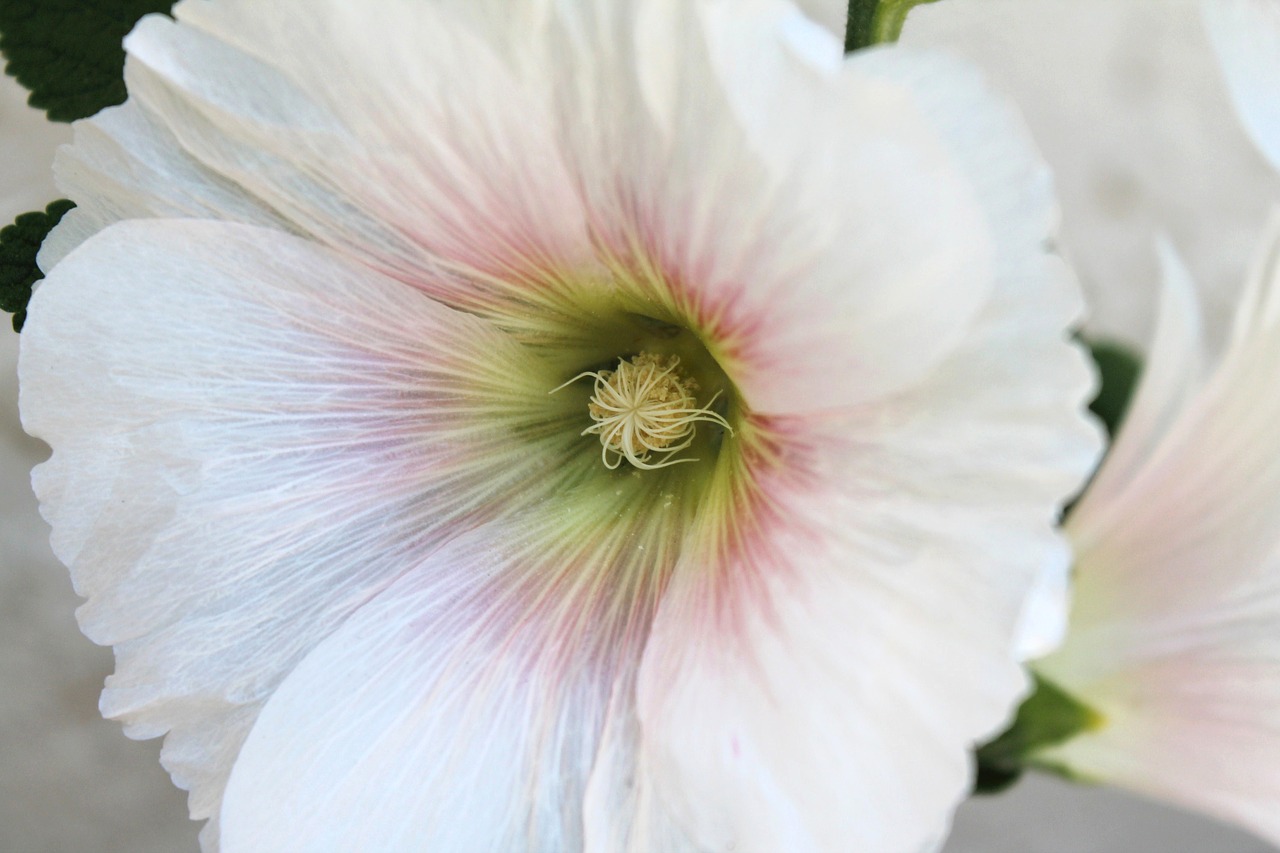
[556,352,731,470]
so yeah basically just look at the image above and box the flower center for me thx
[557,352,732,470]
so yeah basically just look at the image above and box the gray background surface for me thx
[1,1,1276,850]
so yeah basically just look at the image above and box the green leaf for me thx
[973,673,1103,795]
[845,0,941,52]
[1059,338,1143,520]
[0,0,176,122]
[1085,339,1143,440]
[0,200,75,332]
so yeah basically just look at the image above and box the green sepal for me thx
[973,673,1104,795]
[0,0,176,122]
[0,200,75,332]
[845,0,941,52]
[1085,338,1142,440]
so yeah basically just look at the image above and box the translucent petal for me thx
[52,0,1002,412]
[1038,213,1280,846]
[551,0,994,412]
[41,100,292,270]
[48,0,596,318]
[1068,239,1205,542]
[1036,569,1280,846]
[1055,213,1280,634]
[20,219,579,847]
[218,475,701,852]
[624,162,1100,850]
[24,5,1107,850]
[632,397,1093,853]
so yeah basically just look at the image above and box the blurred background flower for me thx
[900,0,1280,353]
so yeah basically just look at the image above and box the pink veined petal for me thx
[1051,212,1280,637]
[48,0,596,316]
[218,482,700,852]
[53,0,1002,415]
[627,407,1090,853]
[1036,215,1280,846]
[40,99,294,271]
[1067,238,1206,542]
[1206,0,1280,176]
[601,40,1100,853]
[25,5,1108,852]
[51,0,988,415]
[1035,568,1280,846]
[19,219,581,849]
[548,0,994,413]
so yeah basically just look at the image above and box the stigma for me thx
[556,352,732,470]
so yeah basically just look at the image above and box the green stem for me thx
[844,0,877,53]
[846,0,941,52]
[872,1,917,43]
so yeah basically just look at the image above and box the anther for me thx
[552,352,732,470]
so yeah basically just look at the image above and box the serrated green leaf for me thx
[0,200,74,332]
[0,0,175,122]
[973,673,1103,795]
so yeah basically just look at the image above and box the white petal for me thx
[606,41,1099,853]
[1205,0,1280,175]
[1012,551,1072,662]
[1068,238,1206,540]
[219,480,699,852]
[791,0,847,40]
[1036,568,1280,846]
[19,220,578,847]
[848,46,1055,270]
[635,541,1024,853]
[1052,213,1280,637]
[625,191,1100,851]
[59,0,1001,412]
[48,0,595,316]
[42,97,291,271]
[852,44,1106,662]
[553,0,994,412]
[630,410,1088,853]
[582,697,704,853]
[1037,213,1280,846]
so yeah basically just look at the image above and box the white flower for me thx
[1033,229,1280,845]
[19,0,1099,850]
[1027,5,1280,843]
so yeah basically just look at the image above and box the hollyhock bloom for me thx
[1030,3,1280,843]
[1029,4,1280,843]
[1032,231,1280,845]
[18,0,1099,850]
